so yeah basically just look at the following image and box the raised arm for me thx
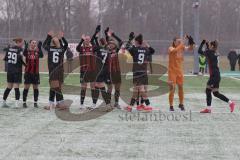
[61,37,68,51]
[91,25,101,45]
[43,31,53,51]
[185,35,195,51]
[169,43,185,54]
[38,41,44,58]
[198,40,206,55]
[76,36,84,53]
[112,32,123,47]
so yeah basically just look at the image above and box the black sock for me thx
[55,87,64,102]
[49,89,56,102]
[114,90,120,104]
[3,88,11,101]
[34,89,39,102]
[130,98,136,106]
[14,88,20,100]
[92,88,100,104]
[23,89,29,102]
[144,99,150,106]
[141,96,144,104]
[99,87,110,105]
[80,89,86,105]
[213,91,229,103]
[206,88,212,106]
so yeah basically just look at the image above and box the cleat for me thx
[143,106,153,111]
[169,106,174,112]
[79,104,85,110]
[34,103,39,108]
[137,104,145,111]
[200,108,211,113]
[87,103,96,110]
[229,102,235,113]
[126,106,133,112]
[2,101,10,108]
[178,104,185,111]
[104,104,113,112]
[23,103,28,108]
[114,103,121,109]
[14,100,20,108]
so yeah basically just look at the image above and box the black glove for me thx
[105,27,109,35]
[187,35,195,45]
[129,32,135,41]
[38,41,42,49]
[96,25,101,33]
[201,39,206,45]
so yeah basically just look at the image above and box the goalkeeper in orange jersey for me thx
[168,35,195,111]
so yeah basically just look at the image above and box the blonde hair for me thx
[51,37,60,48]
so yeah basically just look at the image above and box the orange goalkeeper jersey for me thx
[168,44,185,75]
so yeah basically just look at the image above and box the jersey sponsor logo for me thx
[50,48,63,52]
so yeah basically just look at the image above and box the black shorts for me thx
[24,73,40,85]
[80,71,97,83]
[49,68,64,83]
[110,72,122,84]
[96,68,111,84]
[7,72,22,83]
[207,73,220,89]
[133,72,148,86]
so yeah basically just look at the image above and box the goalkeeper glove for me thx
[129,32,135,41]
[96,25,101,33]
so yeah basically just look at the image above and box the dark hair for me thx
[99,38,107,46]
[135,34,143,45]
[172,37,179,47]
[210,40,218,50]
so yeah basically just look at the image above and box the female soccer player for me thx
[76,34,97,109]
[2,38,25,108]
[125,34,155,111]
[43,31,70,110]
[198,40,235,113]
[168,36,195,111]
[104,27,123,108]
[87,25,112,110]
[22,40,43,108]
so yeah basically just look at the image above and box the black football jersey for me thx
[128,46,155,73]
[199,43,220,76]
[95,46,111,68]
[47,47,66,72]
[4,46,24,73]
[43,35,68,73]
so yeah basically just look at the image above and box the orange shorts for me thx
[168,73,184,85]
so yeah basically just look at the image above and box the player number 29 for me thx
[53,52,59,63]
[7,52,17,64]
[138,53,145,64]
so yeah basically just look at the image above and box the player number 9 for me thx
[138,53,144,64]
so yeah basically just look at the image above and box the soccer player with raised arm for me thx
[2,38,25,108]
[22,40,43,108]
[104,27,123,109]
[43,31,72,110]
[86,25,112,110]
[168,36,195,111]
[125,34,155,111]
[198,40,235,113]
[76,33,97,109]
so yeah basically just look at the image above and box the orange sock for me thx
[178,86,184,105]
